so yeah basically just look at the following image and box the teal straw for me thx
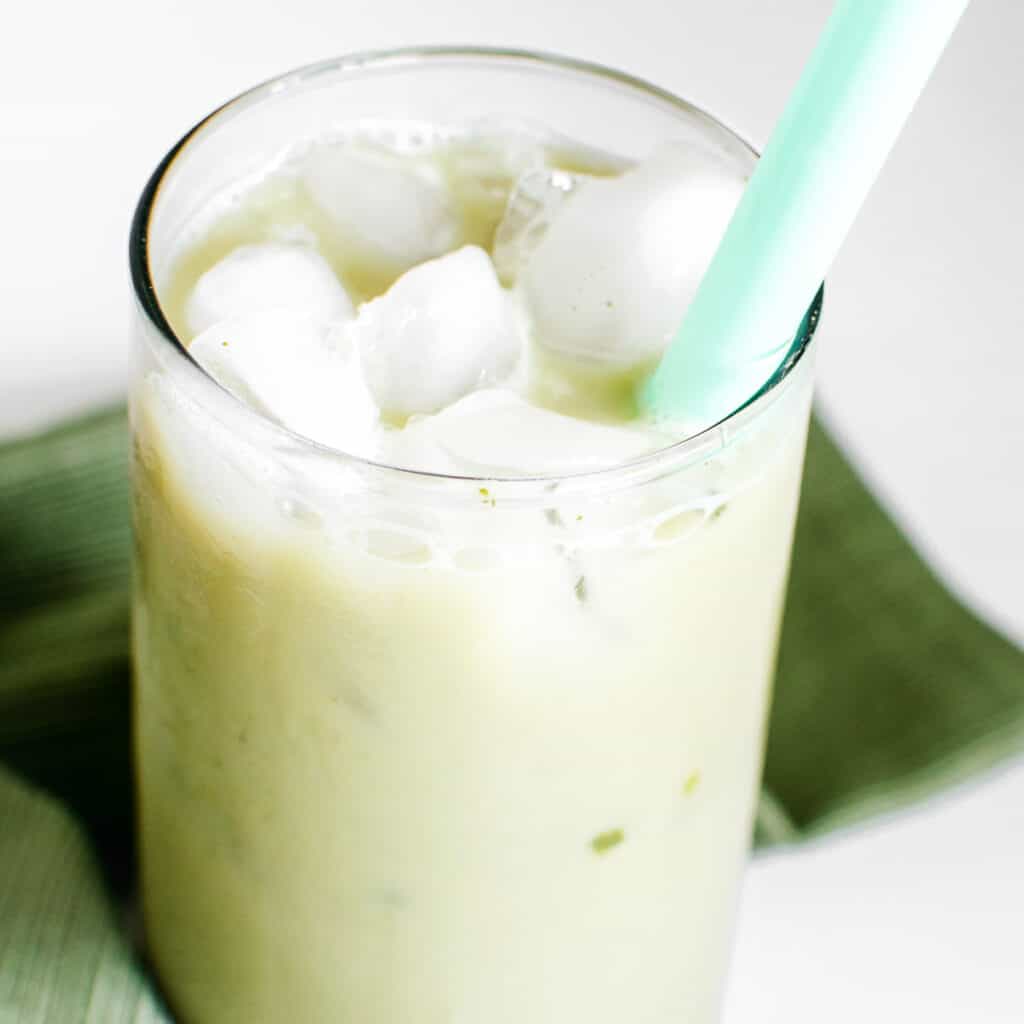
[642,0,971,425]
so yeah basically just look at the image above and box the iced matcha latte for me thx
[130,50,819,1024]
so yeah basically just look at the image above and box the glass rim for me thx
[129,45,823,491]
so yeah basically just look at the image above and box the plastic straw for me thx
[642,0,971,425]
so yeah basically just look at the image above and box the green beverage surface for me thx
[163,129,652,433]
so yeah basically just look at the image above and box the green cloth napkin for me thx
[1,407,1022,1021]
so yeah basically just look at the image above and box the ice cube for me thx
[301,141,459,274]
[491,167,579,286]
[188,310,378,453]
[345,246,524,419]
[518,142,746,366]
[405,389,662,476]
[185,242,354,338]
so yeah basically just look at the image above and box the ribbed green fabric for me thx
[0,411,135,904]
[764,422,1024,836]
[1,408,1021,1019]
[0,767,170,1024]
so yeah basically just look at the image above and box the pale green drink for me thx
[130,50,819,1024]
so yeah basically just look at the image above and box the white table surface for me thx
[3,1,1022,1019]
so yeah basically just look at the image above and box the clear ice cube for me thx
[185,242,354,338]
[301,141,460,275]
[345,246,525,419]
[491,167,579,286]
[518,142,746,367]
[188,310,378,452]
[405,389,661,477]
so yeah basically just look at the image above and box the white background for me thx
[2,0,1022,1019]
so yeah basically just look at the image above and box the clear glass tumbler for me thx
[130,48,821,1024]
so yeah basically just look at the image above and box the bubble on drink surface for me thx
[301,140,460,275]
[185,242,354,338]
[188,310,379,453]
[518,141,746,367]
[355,527,433,566]
[404,388,664,477]
[491,167,580,286]
[278,493,324,529]
[345,246,525,419]
[651,507,708,544]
